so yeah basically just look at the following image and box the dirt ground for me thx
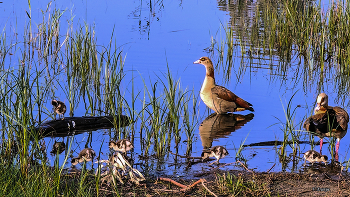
[100,163,350,197]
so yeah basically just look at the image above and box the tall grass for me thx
[210,0,350,102]
[138,67,197,158]
[273,92,304,169]
[0,1,200,195]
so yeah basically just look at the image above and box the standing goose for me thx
[52,99,66,120]
[194,57,254,114]
[303,93,349,159]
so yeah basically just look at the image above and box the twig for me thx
[180,179,204,191]
[159,177,205,192]
[153,189,181,193]
[266,163,275,173]
[158,177,187,189]
[237,160,253,173]
[201,181,218,197]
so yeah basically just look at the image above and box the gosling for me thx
[304,150,328,166]
[201,145,229,165]
[109,139,134,154]
[52,99,66,120]
[71,148,96,165]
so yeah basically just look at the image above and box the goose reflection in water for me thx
[199,113,254,149]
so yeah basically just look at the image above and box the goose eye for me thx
[200,57,206,61]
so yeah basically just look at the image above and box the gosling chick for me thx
[50,140,65,155]
[202,145,229,165]
[109,139,134,153]
[71,148,96,165]
[52,99,66,120]
[304,150,328,166]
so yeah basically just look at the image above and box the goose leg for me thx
[335,138,340,161]
[319,138,323,155]
[336,138,340,154]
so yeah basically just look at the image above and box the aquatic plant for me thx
[210,0,350,103]
[274,92,304,165]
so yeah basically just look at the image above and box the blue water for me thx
[0,0,349,177]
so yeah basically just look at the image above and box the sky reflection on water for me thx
[1,0,350,176]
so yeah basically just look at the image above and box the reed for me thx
[275,92,303,162]
[235,132,250,163]
[0,1,205,195]
[209,0,350,102]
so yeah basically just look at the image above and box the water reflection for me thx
[199,113,254,149]
[302,161,343,177]
[50,141,66,155]
[36,115,130,138]
[215,0,350,105]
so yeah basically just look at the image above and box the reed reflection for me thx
[215,0,350,103]
[199,113,254,149]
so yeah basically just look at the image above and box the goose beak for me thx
[314,103,321,113]
[193,59,201,64]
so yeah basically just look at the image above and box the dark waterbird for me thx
[303,93,349,160]
[194,57,254,114]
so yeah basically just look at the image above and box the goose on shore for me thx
[201,145,229,165]
[303,93,349,159]
[52,99,66,120]
[194,57,254,114]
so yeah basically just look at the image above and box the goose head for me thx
[194,57,215,78]
[314,93,328,114]
[194,57,213,67]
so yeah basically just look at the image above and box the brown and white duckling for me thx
[71,148,96,165]
[303,93,349,160]
[303,150,328,165]
[109,139,134,153]
[194,57,254,114]
[52,99,67,120]
[201,145,229,165]
[50,140,65,155]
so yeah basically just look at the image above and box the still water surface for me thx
[0,0,349,177]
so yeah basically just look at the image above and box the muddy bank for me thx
[77,165,350,196]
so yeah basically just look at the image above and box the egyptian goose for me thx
[303,93,349,159]
[52,99,66,120]
[201,145,229,165]
[194,57,254,114]
[303,150,328,165]
[71,148,96,165]
[109,139,134,153]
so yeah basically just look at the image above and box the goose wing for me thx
[211,85,253,110]
[333,106,349,131]
[303,113,328,135]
